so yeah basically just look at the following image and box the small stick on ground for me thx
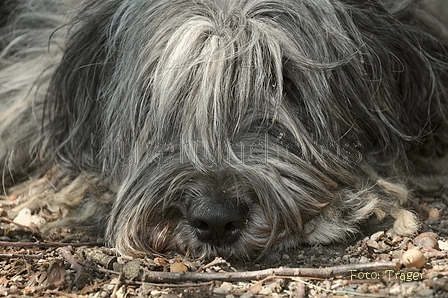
[134,281,214,288]
[58,246,94,288]
[195,257,228,273]
[111,272,123,298]
[82,247,117,270]
[58,247,84,273]
[0,253,44,259]
[45,290,79,298]
[141,261,401,283]
[0,241,104,249]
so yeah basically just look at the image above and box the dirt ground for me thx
[1,193,448,298]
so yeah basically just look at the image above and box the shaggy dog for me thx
[1,0,447,260]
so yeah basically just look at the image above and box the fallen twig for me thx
[0,253,44,259]
[295,278,385,298]
[58,247,94,289]
[0,241,103,249]
[139,261,400,283]
[93,261,401,283]
[81,247,117,270]
[58,247,84,273]
[134,281,214,288]
[111,272,123,298]
[45,290,79,298]
[194,257,228,273]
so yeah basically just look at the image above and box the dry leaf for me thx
[249,282,262,295]
[170,262,188,273]
[154,257,168,266]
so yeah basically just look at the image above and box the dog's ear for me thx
[45,2,122,165]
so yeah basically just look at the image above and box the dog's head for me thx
[46,0,446,259]
[105,138,369,259]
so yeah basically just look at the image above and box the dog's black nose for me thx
[188,203,248,245]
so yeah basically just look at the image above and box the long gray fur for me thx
[1,0,447,259]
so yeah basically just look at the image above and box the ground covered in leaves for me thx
[1,194,448,298]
